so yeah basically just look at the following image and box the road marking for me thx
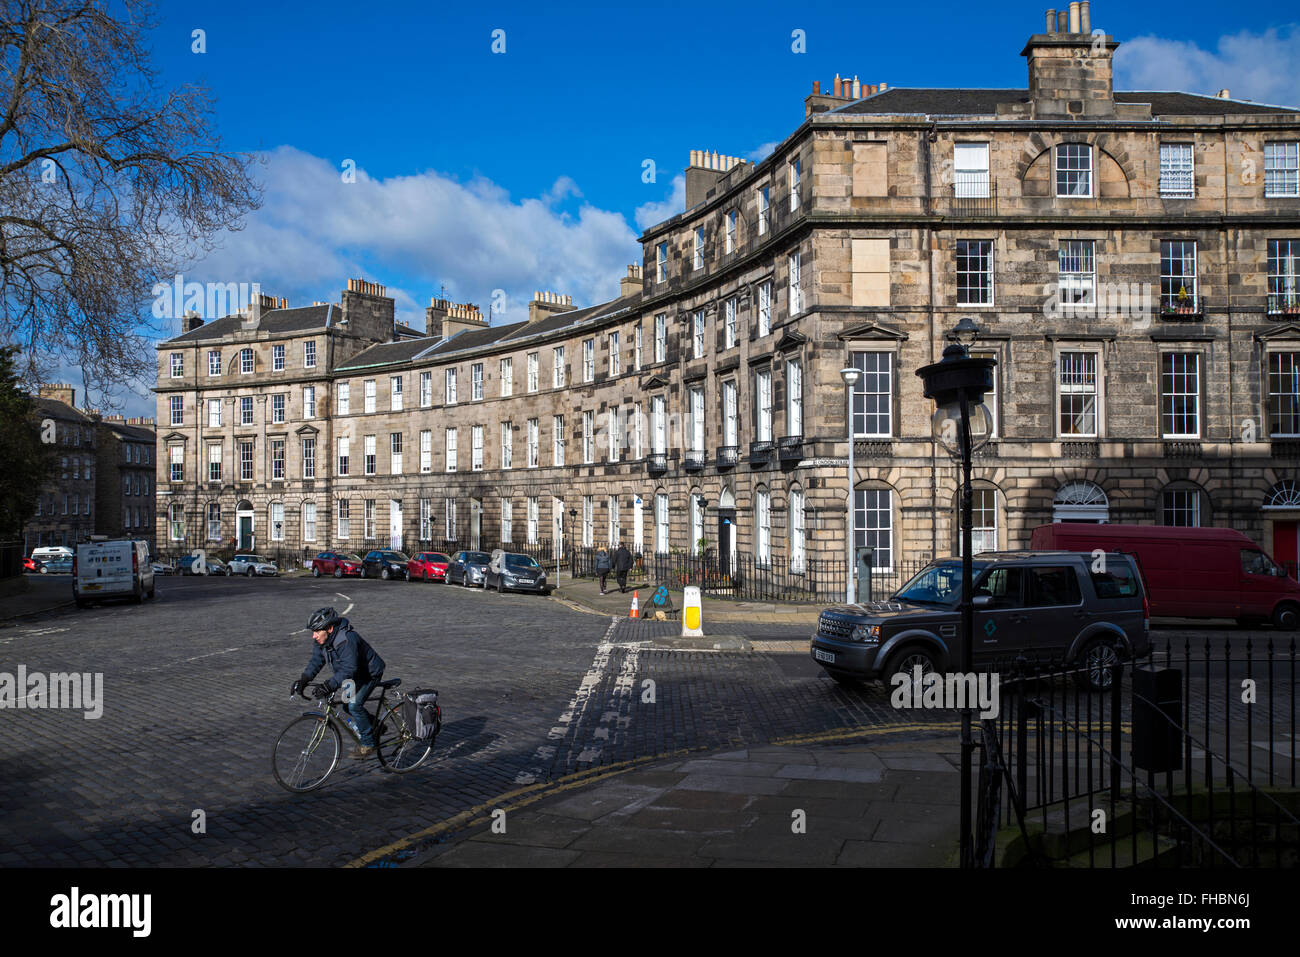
[514,616,644,784]
[335,593,351,601]
[341,603,353,616]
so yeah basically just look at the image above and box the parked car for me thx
[1029,523,1300,629]
[74,538,154,606]
[37,556,74,574]
[227,554,278,577]
[311,551,363,578]
[361,550,409,580]
[447,550,491,587]
[485,550,548,594]
[180,555,230,576]
[23,556,41,573]
[151,559,176,576]
[407,551,451,582]
[30,546,73,565]
[810,551,1150,691]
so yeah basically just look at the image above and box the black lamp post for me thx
[568,507,578,576]
[915,318,995,870]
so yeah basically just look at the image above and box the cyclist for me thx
[291,607,387,760]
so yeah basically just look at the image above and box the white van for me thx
[30,546,73,564]
[74,539,154,607]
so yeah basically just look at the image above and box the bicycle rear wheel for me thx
[272,715,341,792]
[374,704,434,772]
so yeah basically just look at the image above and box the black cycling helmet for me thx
[307,606,341,633]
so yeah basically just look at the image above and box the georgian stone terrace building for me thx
[155,10,1300,582]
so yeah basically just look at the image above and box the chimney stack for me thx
[180,310,204,334]
[620,264,644,299]
[685,150,748,209]
[527,291,576,324]
[1217,88,1231,99]
[38,383,76,408]
[1026,9,1118,117]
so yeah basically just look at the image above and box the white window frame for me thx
[756,489,771,567]
[758,186,770,235]
[788,158,801,212]
[790,487,806,574]
[240,396,254,426]
[337,383,349,416]
[786,360,803,436]
[1058,239,1096,306]
[302,501,317,543]
[364,499,376,540]
[502,499,514,544]
[723,381,739,447]
[788,252,803,314]
[271,503,285,542]
[271,439,285,481]
[170,353,183,378]
[240,348,254,374]
[656,242,667,283]
[364,379,376,414]
[957,240,995,306]
[609,332,620,377]
[527,352,539,393]
[553,415,565,466]
[608,409,619,463]
[1160,352,1201,440]
[1265,142,1300,198]
[272,344,285,372]
[850,351,893,438]
[301,437,315,479]
[756,370,772,442]
[1268,351,1300,438]
[1056,144,1093,197]
[582,339,594,382]
[501,422,513,469]
[725,298,737,349]
[758,281,772,337]
[364,434,376,476]
[304,341,316,368]
[445,368,458,405]
[1057,349,1101,438]
[1159,143,1195,199]
[471,363,483,401]
[694,227,705,270]
[553,346,566,388]
[208,399,222,429]
[303,385,315,420]
[337,436,350,476]
[726,210,737,254]
[690,388,705,454]
[655,492,669,555]
[445,428,458,472]
[391,431,403,475]
[419,371,433,407]
[337,499,351,539]
[170,395,183,426]
[954,143,990,199]
[654,314,667,363]
[527,418,539,468]
[527,497,539,545]
[391,375,403,411]
[208,350,221,377]
[854,487,894,573]
[582,495,594,547]
[272,393,285,424]
[582,410,594,464]
[471,425,483,471]
[420,430,432,473]
[500,357,513,396]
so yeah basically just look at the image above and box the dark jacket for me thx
[301,617,385,693]
[595,549,611,572]
[613,546,633,572]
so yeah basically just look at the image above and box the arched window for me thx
[689,487,705,555]
[270,502,285,542]
[955,485,1000,555]
[206,502,221,541]
[1053,481,1108,523]
[654,488,669,555]
[1264,480,1300,510]
[754,485,772,567]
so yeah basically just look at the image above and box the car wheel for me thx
[885,646,940,686]
[1272,602,1300,631]
[246,567,255,578]
[312,566,321,578]
[39,566,48,574]
[498,576,506,594]
[381,567,391,581]
[359,567,366,579]
[1077,638,1122,692]
[424,570,429,582]
[334,567,343,578]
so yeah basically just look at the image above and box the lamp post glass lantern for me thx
[840,366,862,603]
[915,321,995,870]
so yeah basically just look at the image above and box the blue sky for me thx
[102,0,1300,414]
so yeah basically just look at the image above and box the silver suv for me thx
[810,551,1149,691]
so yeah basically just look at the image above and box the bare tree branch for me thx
[0,0,261,399]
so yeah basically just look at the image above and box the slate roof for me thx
[164,304,335,343]
[833,88,1298,117]
[101,422,156,443]
[335,336,444,371]
[31,397,93,423]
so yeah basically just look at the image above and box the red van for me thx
[1028,524,1300,628]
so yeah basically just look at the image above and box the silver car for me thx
[228,554,278,577]
[448,550,491,587]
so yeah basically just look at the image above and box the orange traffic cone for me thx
[629,590,639,619]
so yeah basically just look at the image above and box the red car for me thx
[311,551,363,578]
[23,556,41,572]
[408,551,451,582]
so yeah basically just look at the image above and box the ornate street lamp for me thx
[915,319,995,870]
[840,366,862,603]
[568,507,578,582]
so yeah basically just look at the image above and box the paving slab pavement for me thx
[411,736,970,868]
[551,578,819,625]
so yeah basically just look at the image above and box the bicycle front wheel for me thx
[272,715,341,792]
[374,704,434,772]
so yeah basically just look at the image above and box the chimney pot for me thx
[1046,9,1056,33]
[1217,88,1230,98]
[1068,2,1080,33]
[834,75,842,97]
[1057,10,1068,31]
[879,81,887,91]
[1079,1,1090,32]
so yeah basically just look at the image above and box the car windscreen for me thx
[426,553,449,563]
[467,552,491,564]
[893,561,985,605]
[505,554,540,569]
[381,552,409,562]
[341,554,362,562]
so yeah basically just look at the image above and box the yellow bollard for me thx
[682,585,703,637]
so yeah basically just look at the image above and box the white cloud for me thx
[186,147,642,329]
[747,141,781,163]
[1115,26,1300,107]
[634,174,685,232]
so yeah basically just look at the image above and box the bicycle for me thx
[271,678,439,793]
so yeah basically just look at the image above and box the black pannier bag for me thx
[401,688,440,741]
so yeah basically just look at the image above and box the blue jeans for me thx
[349,677,381,747]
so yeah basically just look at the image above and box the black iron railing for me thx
[977,637,1300,868]
[1268,292,1300,316]
[716,446,739,468]
[684,451,706,471]
[749,440,774,464]
[778,435,804,461]
[948,178,997,216]
[647,452,668,473]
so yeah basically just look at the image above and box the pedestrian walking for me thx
[595,545,611,594]
[613,541,633,594]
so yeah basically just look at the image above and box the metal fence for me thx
[977,636,1299,867]
[569,546,930,604]
[153,540,559,574]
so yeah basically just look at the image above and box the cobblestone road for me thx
[0,577,1292,866]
